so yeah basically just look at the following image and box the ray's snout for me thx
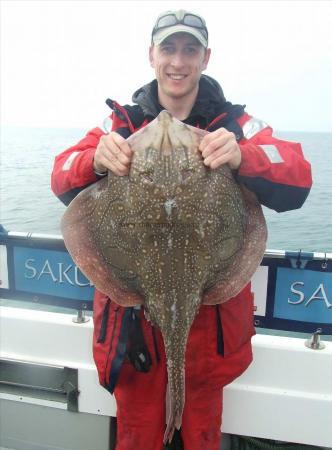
[158,110,173,124]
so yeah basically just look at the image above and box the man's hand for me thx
[93,132,133,176]
[199,128,242,170]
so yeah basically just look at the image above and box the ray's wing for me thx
[61,176,143,306]
[203,186,267,305]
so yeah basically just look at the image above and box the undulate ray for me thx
[61,110,267,443]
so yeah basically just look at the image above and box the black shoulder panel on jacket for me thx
[115,127,132,139]
[206,103,245,141]
[122,104,145,129]
[237,175,311,212]
[58,183,96,206]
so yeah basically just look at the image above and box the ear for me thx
[202,48,211,71]
[149,46,155,68]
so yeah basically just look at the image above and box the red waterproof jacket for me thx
[51,76,312,393]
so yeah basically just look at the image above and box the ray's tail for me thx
[163,357,186,444]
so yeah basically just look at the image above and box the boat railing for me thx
[0,227,331,336]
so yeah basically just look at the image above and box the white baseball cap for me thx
[151,10,208,48]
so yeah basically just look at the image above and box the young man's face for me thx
[149,33,211,102]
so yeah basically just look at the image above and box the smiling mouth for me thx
[167,74,187,80]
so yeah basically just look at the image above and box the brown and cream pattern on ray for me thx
[61,111,267,444]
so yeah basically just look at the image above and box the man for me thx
[51,10,312,450]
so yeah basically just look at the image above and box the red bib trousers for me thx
[113,302,253,450]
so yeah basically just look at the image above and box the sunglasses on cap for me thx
[152,12,208,41]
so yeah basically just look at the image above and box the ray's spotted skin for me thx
[61,111,267,444]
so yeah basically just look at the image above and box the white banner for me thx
[0,245,9,289]
[251,265,269,316]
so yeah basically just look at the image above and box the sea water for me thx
[1,126,331,252]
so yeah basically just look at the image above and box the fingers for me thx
[111,132,133,158]
[199,128,229,158]
[204,140,235,167]
[199,128,241,170]
[94,132,133,176]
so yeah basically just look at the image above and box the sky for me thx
[1,0,332,132]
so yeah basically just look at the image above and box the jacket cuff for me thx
[75,147,100,184]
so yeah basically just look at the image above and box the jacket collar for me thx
[132,75,228,124]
